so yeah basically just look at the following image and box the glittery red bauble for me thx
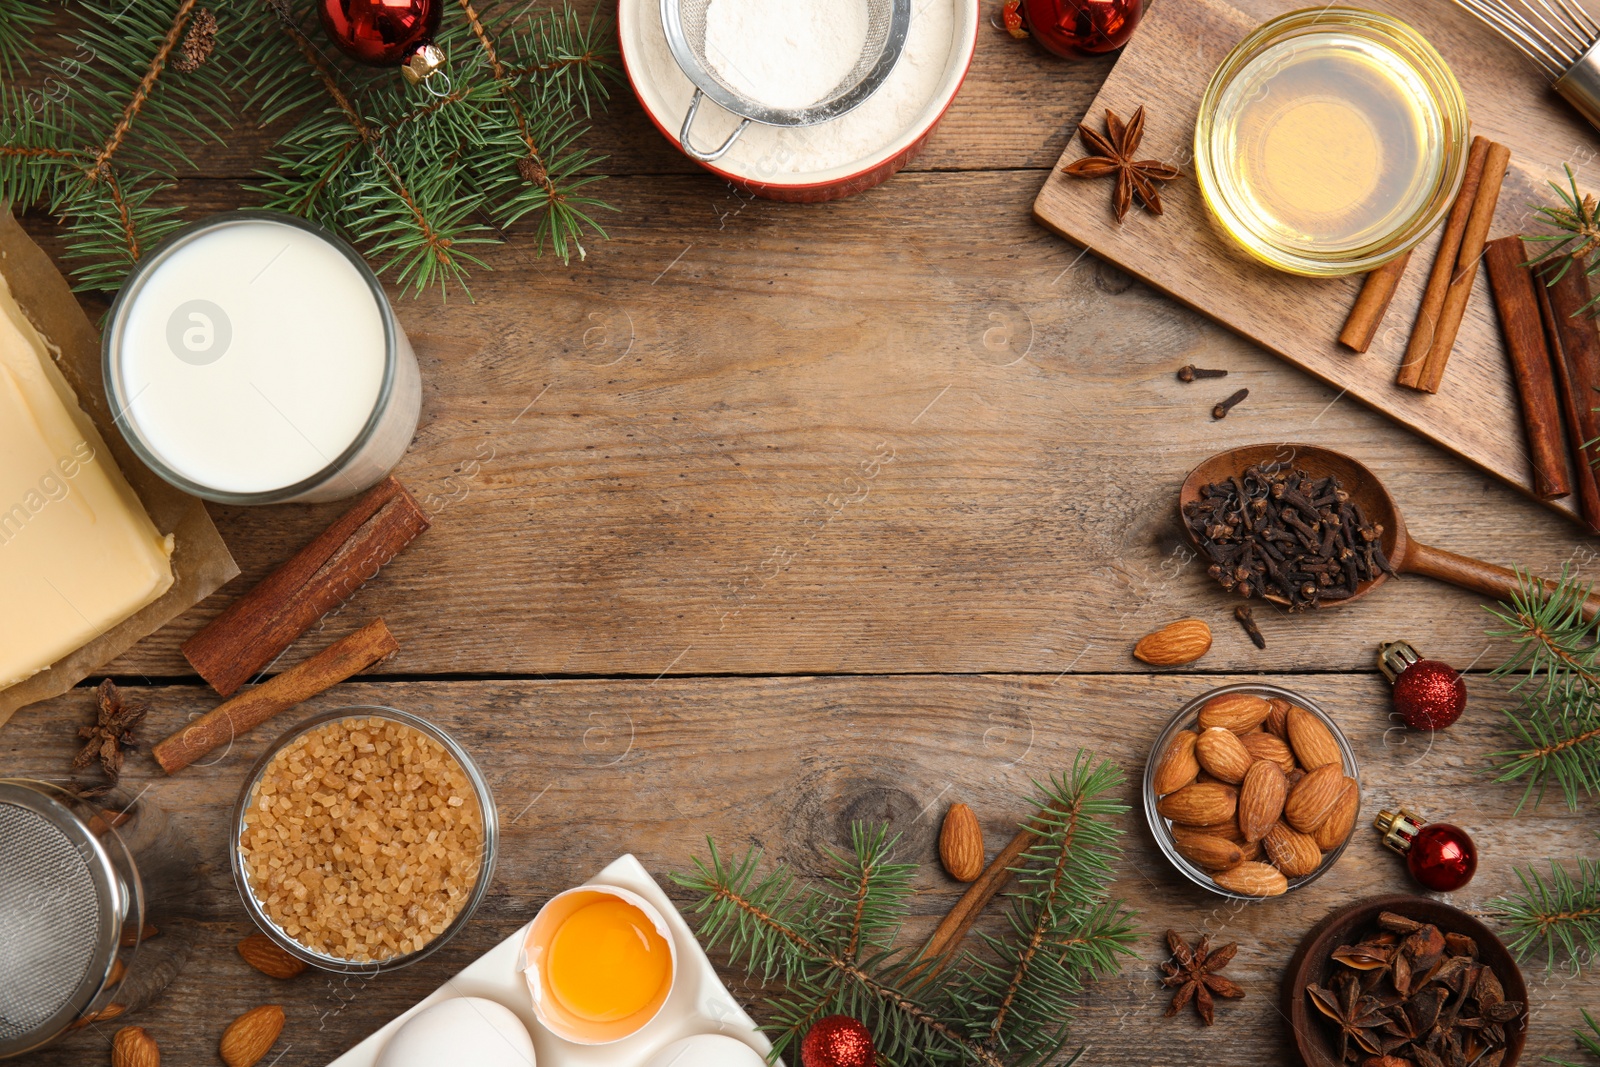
[801,1016,877,1067]
[1406,822,1478,892]
[1020,0,1143,58]
[1393,659,1467,730]
[318,0,442,66]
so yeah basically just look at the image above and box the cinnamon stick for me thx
[1397,136,1490,389]
[1541,260,1600,533]
[920,817,1042,968]
[154,619,399,774]
[1485,235,1571,499]
[182,477,429,696]
[1338,251,1411,353]
[1414,141,1513,393]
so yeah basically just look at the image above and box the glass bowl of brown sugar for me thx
[231,707,498,973]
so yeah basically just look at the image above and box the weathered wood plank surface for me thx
[1,676,1588,1067]
[20,171,1599,681]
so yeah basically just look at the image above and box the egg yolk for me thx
[547,898,671,1023]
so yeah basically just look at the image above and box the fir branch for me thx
[1493,846,1600,971]
[1549,1008,1600,1065]
[674,753,1135,1067]
[0,0,52,79]
[1526,165,1600,314]
[1486,569,1600,809]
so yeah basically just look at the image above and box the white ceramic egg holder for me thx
[327,854,776,1067]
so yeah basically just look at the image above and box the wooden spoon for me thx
[1179,443,1600,614]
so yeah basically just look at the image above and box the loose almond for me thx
[1212,861,1288,897]
[112,1026,160,1067]
[1284,763,1344,832]
[1133,619,1213,666]
[1265,698,1291,738]
[1287,705,1341,769]
[1195,727,1253,784]
[938,803,985,882]
[1171,818,1244,844]
[1240,732,1296,774]
[1152,730,1200,796]
[220,1005,284,1067]
[1237,759,1288,843]
[1197,693,1272,734]
[1173,833,1244,872]
[1263,821,1322,877]
[1155,782,1237,825]
[1312,778,1360,850]
[237,934,307,980]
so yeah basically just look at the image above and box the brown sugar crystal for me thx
[238,716,483,963]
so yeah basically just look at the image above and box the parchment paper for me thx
[0,209,239,727]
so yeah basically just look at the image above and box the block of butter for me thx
[0,267,175,688]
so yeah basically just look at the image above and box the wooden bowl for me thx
[1282,894,1528,1067]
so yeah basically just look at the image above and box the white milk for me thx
[109,216,417,501]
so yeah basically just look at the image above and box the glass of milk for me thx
[103,211,422,505]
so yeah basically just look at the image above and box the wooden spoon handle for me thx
[1404,542,1600,616]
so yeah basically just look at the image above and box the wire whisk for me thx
[1452,0,1600,132]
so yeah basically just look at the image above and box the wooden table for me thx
[7,17,1600,1067]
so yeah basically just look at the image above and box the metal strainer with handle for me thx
[662,0,912,161]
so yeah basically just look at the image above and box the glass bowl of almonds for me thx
[1143,684,1360,900]
[231,707,498,972]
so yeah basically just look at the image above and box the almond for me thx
[1212,861,1288,897]
[1287,705,1341,769]
[1237,759,1288,843]
[1152,730,1200,796]
[938,803,985,882]
[1284,763,1344,832]
[1312,778,1360,850]
[1263,821,1322,877]
[1170,818,1243,843]
[1240,731,1296,774]
[220,1005,284,1067]
[1155,782,1237,825]
[1265,698,1291,738]
[1173,833,1243,872]
[237,933,307,980]
[1195,727,1253,784]
[112,1026,160,1067]
[1197,693,1272,734]
[1133,619,1213,666]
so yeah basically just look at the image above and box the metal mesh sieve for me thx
[662,0,911,161]
[0,791,120,1056]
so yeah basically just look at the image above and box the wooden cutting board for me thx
[1033,0,1600,522]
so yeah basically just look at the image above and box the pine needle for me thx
[1526,164,1600,316]
[673,752,1137,1067]
[1493,844,1600,973]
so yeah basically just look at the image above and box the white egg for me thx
[641,1033,769,1067]
[376,997,536,1067]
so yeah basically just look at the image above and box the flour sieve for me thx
[662,0,912,161]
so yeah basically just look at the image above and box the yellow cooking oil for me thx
[1209,33,1442,254]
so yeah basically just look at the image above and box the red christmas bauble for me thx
[318,0,442,66]
[801,1016,876,1067]
[1378,641,1467,730]
[1393,659,1467,730]
[1406,823,1478,892]
[1019,0,1143,58]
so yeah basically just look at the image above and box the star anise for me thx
[1061,106,1181,223]
[72,680,147,791]
[1307,972,1390,1060]
[1160,930,1244,1025]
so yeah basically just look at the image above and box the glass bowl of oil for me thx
[1194,8,1469,277]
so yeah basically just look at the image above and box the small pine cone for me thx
[516,156,547,185]
[173,7,217,73]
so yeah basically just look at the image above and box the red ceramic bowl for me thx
[618,0,979,201]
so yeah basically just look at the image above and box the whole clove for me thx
[1183,462,1392,611]
[1177,364,1229,382]
[1212,388,1249,419]
[1307,913,1523,1066]
[1234,605,1266,649]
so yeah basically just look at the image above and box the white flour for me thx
[703,0,869,110]
[639,0,955,175]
